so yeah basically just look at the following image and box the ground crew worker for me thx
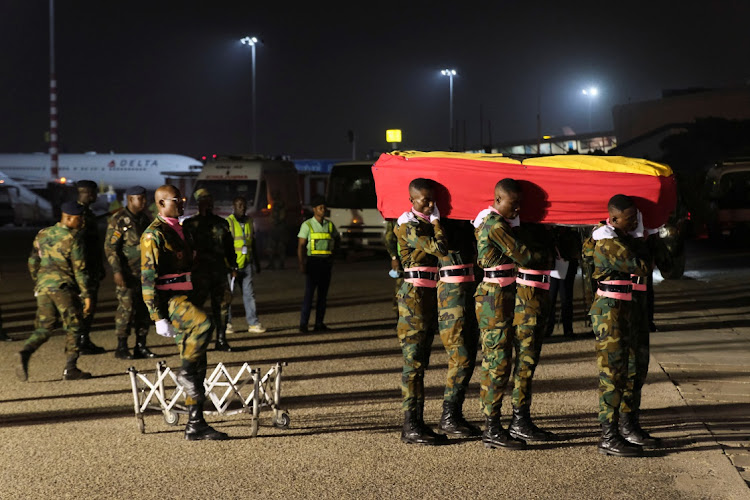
[588,194,649,457]
[225,195,266,334]
[75,179,106,355]
[15,201,93,381]
[141,185,228,441]
[472,178,539,450]
[384,218,403,321]
[436,218,481,438]
[394,178,448,446]
[508,222,558,442]
[297,195,339,333]
[266,191,287,270]
[104,185,155,359]
[183,189,236,352]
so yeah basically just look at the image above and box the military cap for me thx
[125,185,146,196]
[61,201,84,216]
[76,179,98,190]
[310,195,326,208]
[194,188,211,200]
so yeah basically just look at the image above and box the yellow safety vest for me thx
[307,220,333,256]
[227,214,253,268]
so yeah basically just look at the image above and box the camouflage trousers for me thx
[590,296,632,424]
[24,290,82,357]
[621,292,649,414]
[115,283,150,339]
[511,285,550,409]
[396,282,438,412]
[391,276,404,317]
[190,271,232,336]
[475,282,516,417]
[437,280,478,405]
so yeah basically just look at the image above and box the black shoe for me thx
[15,350,31,382]
[482,415,526,450]
[598,420,642,457]
[63,367,92,380]
[132,341,156,359]
[78,335,106,355]
[114,338,132,359]
[299,325,309,333]
[649,322,659,332]
[401,410,447,445]
[439,401,482,437]
[215,340,233,352]
[0,330,14,342]
[509,406,558,441]
[313,323,329,332]
[185,404,229,441]
[563,326,574,338]
[619,412,662,447]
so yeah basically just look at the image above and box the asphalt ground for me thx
[0,228,748,499]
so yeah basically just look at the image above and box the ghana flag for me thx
[372,151,677,228]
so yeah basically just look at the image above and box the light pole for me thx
[581,86,598,132]
[441,69,457,150]
[241,36,259,153]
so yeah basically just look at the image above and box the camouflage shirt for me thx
[394,212,447,268]
[384,219,399,259]
[183,213,236,273]
[104,207,152,277]
[141,217,195,322]
[588,223,650,282]
[475,212,534,269]
[78,203,105,281]
[28,222,91,299]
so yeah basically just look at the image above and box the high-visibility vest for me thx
[307,220,333,256]
[227,214,253,268]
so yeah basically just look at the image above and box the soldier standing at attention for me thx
[472,178,537,450]
[588,194,649,457]
[394,178,448,446]
[183,189,236,352]
[16,201,93,381]
[75,179,106,355]
[225,195,266,334]
[104,185,155,359]
[383,218,403,321]
[141,185,228,440]
[297,195,339,333]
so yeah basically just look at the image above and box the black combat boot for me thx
[482,415,526,450]
[132,333,156,359]
[619,411,662,447]
[416,405,449,443]
[184,402,229,441]
[176,366,205,403]
[214,330,233,352]
[439,401,482,437]
[0,329,14,342]
[401,410,444,445]
[598,419,642,457]
[114,338,132,359]
[77,334,106,355]
[62,355,92,380]
[15,350,32,381]
[509,406,558,441]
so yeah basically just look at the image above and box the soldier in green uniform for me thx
[75,180,106,355]
[183,189,236,352]
[141,185,228,441]
[436,219,481,437]
[394,178,448,446]
[384,218,403,320]
[104,185,155,359]
[472,178,539,450]
[588,194,650,457]
[15,201,93,381]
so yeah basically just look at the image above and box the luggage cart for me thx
[127,361,289,436]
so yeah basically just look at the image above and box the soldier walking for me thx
[104,185,155,359]
[15,201,93,381]
[141,185,228,440]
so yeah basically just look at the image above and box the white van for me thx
[326,160,386,252]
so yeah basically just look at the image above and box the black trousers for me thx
[300,257,333,327]
[546,260,578,334]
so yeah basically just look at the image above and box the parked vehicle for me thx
[705,159,750,239]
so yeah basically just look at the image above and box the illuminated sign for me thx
[386,129,402,143]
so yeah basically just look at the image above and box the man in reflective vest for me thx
[297,195,340,333]
[225,196,265,334]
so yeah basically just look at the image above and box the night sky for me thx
[1,1,748,160]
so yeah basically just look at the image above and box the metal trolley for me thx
[127,361,290,436]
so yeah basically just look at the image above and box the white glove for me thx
[629,210,644,238]
[429,205,441,222]
[155,319,176,338]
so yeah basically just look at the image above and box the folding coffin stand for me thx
[127,360,290,436]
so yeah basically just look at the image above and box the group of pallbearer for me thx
[390,177,660,457]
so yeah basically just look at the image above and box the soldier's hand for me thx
[390,258,400,272]
[83,297,92,316]
[113,272,126,288]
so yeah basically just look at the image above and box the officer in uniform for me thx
[104,185,155,359]
[183,189,236,352]
[472,178,538,450]
[394,178,448,446]
[141,185,228,441]
[225,195,266,334]
[297,195,339,333]
[587,194,649,457]
[16,201,93,381]
[384,218,403,320]
[75,179,106,355]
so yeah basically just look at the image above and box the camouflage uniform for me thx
[384,219,403,317]
[141,216,213,406]
[104,207,152,342]
[183,213,236,348]
[78,203,105,346]
[23,223,90,358]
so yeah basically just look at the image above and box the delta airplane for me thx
[0,152,203,192]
